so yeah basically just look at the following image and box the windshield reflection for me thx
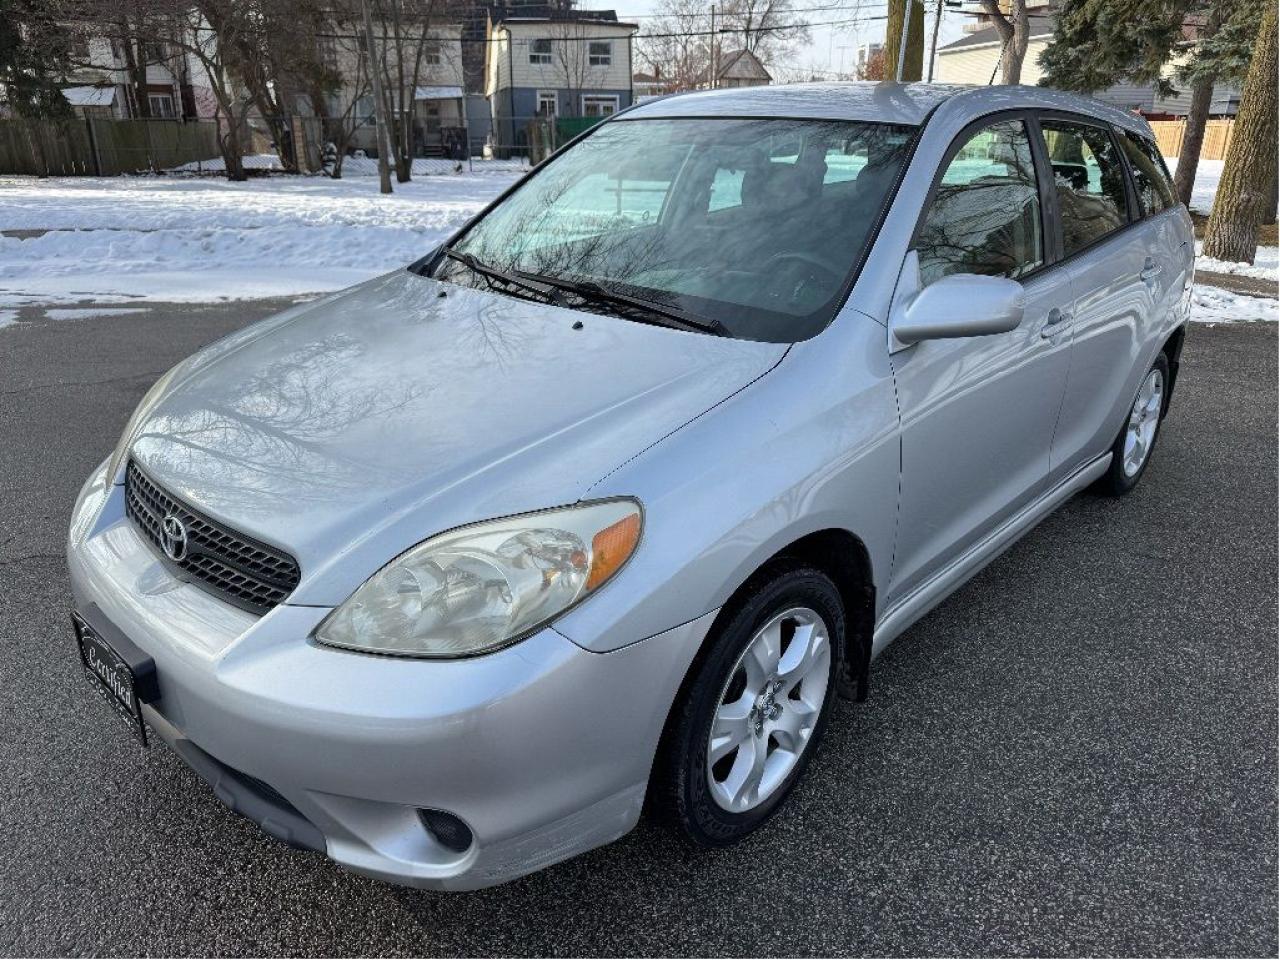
[440,117,916,343]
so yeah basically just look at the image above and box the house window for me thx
[146,41,167,63]
[588,41,612,66]
[423,40,442,66]
[148,94,175,118]
[529,38,552,65]
[537,91,558,117]
[580,94,618,117]
[71,34,91,60]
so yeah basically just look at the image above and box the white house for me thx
[485,9,638,153]
[320,23,469,157]
[61,32,199,119]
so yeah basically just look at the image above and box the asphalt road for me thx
[1,301,1276,957]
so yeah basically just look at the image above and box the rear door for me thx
[1117,128,1195,335]
[1036,116,1152,482]
[886,115,1075,604]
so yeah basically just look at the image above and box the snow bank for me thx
[0,173,517,305]
[1190,284,1278,324]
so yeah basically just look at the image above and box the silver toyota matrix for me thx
[68,83,1193,889]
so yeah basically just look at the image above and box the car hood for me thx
[130,270,787,605]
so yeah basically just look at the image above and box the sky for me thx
[578,0,975,81]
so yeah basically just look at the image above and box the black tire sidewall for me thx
[662,562,846,846]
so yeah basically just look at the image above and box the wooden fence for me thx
[0,117,221,176]
[1148,118,1236,161]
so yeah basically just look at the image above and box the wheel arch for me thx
[1160,324,1186,416]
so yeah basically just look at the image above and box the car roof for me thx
[622,82,1153,138]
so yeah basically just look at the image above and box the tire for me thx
[1094,352,1170,497]
[655,561,845,847]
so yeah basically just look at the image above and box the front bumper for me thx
[67,463,711,890]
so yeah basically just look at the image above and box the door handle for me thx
[1041,307,1072,338]
[1140,258,1162,282]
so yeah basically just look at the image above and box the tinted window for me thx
[1120,131,1176,215]
[916,119,1044,286]
[1039,120,1129,255]
[441,118,915,343]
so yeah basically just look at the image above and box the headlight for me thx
[105,362,185,484]
[314,499,642,659]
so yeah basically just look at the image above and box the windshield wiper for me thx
[444,250,728,337]
[443,250,562,305]
[515,272,730,337]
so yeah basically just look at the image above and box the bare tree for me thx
[978,0,1030,84]
[640,0,711,92]
[367,0,462,182]
[548,19,611,115]
[718,0,812,67]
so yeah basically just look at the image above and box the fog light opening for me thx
[417,808,473,853]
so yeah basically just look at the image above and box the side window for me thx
[1120,131,1176,216]
[916,119,1044,287]
[1038,119,1129,255]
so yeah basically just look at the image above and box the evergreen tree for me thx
[1203,1,1277,263]
[1039,0,1265,210]
[0,0,75,118]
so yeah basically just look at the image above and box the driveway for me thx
[1,301,1275,956]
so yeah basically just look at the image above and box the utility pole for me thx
[710,4,718,88]
[361,0,393,194]
[926,0,944,82]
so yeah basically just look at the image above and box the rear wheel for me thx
[655,562,844,846]
[1095,353,1169,496]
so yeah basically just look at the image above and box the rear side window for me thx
[1038,119,1129,256]
[915,119,1045,286]
[1119,131,1177,216]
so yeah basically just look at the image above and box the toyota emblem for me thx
[161,514,189,562]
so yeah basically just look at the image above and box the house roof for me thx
[938,20,1055,52]
[718,48,772,81]
[61,85,116,107]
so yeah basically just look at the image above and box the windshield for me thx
[436,117,916,342]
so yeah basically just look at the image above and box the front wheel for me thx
[654,562,844,846]
[1094,352,1169,497]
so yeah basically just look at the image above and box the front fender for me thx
[554,314,900,653]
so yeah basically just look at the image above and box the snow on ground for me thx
[0,172,518,305]
[0,309,18,330]
[1195,241,1280,281]
[44,307,150,321]
[0,159,1274,324]
[168,154,529,177]
[1190,285,1279,324]
[1167,157,1222,216]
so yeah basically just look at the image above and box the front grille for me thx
[125,460,300,612]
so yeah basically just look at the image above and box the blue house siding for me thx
[490,87,632,154]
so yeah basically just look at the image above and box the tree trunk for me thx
[1204,3,1278,264]
[1172,6,1223,209]
[1173,76,1213,208]
[885,0,924,81]
[1000,0,1029,84]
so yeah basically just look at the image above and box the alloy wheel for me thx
[706,606,831,813]
[1122,367,1165,477]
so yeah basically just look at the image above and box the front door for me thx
[887,116,1075,605]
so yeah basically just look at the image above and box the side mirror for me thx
[892,271,1026,347]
